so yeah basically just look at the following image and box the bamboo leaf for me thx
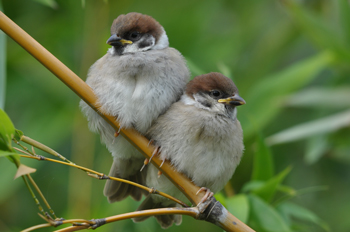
[0,150,18,158]
[241,51,335,138]
[304,135,328,164]
[338,0,350,44]
[252,166,291,203]
[32,0,58,9]
[0,108,15,151]
[277,202,329,231]
[14,129,24,141]
[284,0,350,61]
[249,194,291,232]
[226,194,249,223]
[252,134,274,181]
[284,87,350,109]
[266,110,350,145]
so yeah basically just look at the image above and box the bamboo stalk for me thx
[0,11,254,232]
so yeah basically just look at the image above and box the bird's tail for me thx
[104,159,148,202]
[133,195,182,229]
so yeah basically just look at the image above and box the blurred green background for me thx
[1,0,350,231]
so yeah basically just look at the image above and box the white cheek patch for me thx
[182,93,212,110]
[152,27,169,50]
[180,94,196,106]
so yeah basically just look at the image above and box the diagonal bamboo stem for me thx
[0,11,254,232]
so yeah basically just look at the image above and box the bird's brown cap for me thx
[186,72,239,97]
[111,12,163,42]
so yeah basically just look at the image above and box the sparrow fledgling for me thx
[133,72,245,228]
[79,12,190,203]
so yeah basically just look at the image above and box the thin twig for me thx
[19,154,188,207]
[14,146,58,219]
[23,208,199,232]
[22,219,92,232]
[26,174,57,219]
[54,207,199,232]
[21,175,46,216]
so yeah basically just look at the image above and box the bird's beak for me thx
[106,34,133,46]
[218,94,246,106]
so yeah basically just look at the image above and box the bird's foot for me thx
[196,187,214,213]
[147,139,154,147]
[157,157,168,177]
[157,170,163,178]
[140,158,149,172]
[140,146,160,172]
[112,128,121,144]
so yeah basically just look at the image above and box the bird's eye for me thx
[210,90,221,97]
[130,32,140,40]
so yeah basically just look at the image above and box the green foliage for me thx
[252,134,274,181]
[240,51,334,137]
[221,135,328,231]
[249,194,291,232]
[0,108,20,164]
[252,166,291,203]
[225,194,249,224]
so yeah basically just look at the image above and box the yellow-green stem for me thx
[19,154,188,207]
[26,174,57,219]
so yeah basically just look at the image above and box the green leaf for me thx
[277,202,330,231]
[0,108,15,151]
[32,0,58,9]
[249,194,291,232]
[242,180,265,193]
[226,194,249,223]
[284,0,350,61]
[273,185,327,207]
[266,110,350,145]
[252,134,274,181]
[0,150,18,157]
[0,150,21,166]
[252,166,291,202]
[304,135,328,164]
[338,0,350,44]
[14,129,24,141]
[241,51,335,138]
[284,87,350,109]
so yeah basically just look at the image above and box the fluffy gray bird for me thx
[134,72,245,228]
[80,12,190,203]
